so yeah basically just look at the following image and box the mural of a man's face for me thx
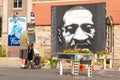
[62,6,95,48]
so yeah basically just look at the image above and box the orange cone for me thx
[79,64,86,72]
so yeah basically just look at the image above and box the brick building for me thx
[32,0,120,59]
[1,0,120,60]
[2,0,33,56]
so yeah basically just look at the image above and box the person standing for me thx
[20,30,29,69]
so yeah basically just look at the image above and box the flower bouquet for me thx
[48,56,58,69]
[63,48,92,54]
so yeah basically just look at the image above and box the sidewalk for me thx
[0,57,21,68]
[0,57,120,71]
[0,57,51,69]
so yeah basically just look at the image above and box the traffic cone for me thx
[79,64,86,72]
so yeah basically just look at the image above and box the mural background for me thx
[51,2,106,56]
[8,17,26,46]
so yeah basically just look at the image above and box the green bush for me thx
[0,45,7,57]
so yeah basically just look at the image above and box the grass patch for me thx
[0,45,7,57]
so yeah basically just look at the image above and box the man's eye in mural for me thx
[81,24,95,38]
[64,24,78,34]
[64,24,94,35]
[81,24,94,33]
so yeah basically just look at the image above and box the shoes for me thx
[21,66,27,69]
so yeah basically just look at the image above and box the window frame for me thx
[13,0,22,9]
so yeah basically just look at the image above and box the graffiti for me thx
[10,37,20,45]
[8,17,26,46]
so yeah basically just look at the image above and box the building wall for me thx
[0,0,2,5]
[114,25,120,59]
[2,0,33,57]
[2,0,8,57]
[34,25,120,59]
[33,0,105,25]
[1,0,120,59]
[33,0,120,59]
[106,0,120,24]
[33,0,120,25]
[34,26,51,57]
[8,0,27,17]
[7,0,27,57]
[0,0,2,16]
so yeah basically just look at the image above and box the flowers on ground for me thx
[48,56,58,68]
[48,56,58,63]
[63,48,92,54]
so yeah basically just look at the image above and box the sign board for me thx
[58,53,93,61]
[30,12,35,21]
[27,23,35,43]
[27,23,35,31]
[58,53,75,60]
[8,17,26,46]
[28,34,35,44]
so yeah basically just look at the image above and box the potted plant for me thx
[48,56,58,69]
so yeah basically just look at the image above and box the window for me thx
[13,0,22,8]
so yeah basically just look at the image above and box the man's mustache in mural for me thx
[67,35,93,48]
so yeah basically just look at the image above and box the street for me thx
[0,67,120,80]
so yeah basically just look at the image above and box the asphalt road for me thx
[0,67,120,80]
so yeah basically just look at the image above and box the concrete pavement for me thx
[0,57,21,68]
[0,57,120,80]
[0,67,120,80]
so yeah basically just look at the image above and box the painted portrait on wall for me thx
[8,17,26,46]
[51,2,106,56]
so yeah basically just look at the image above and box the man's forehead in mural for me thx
[63,6,93,26]
[58,6,95,49]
